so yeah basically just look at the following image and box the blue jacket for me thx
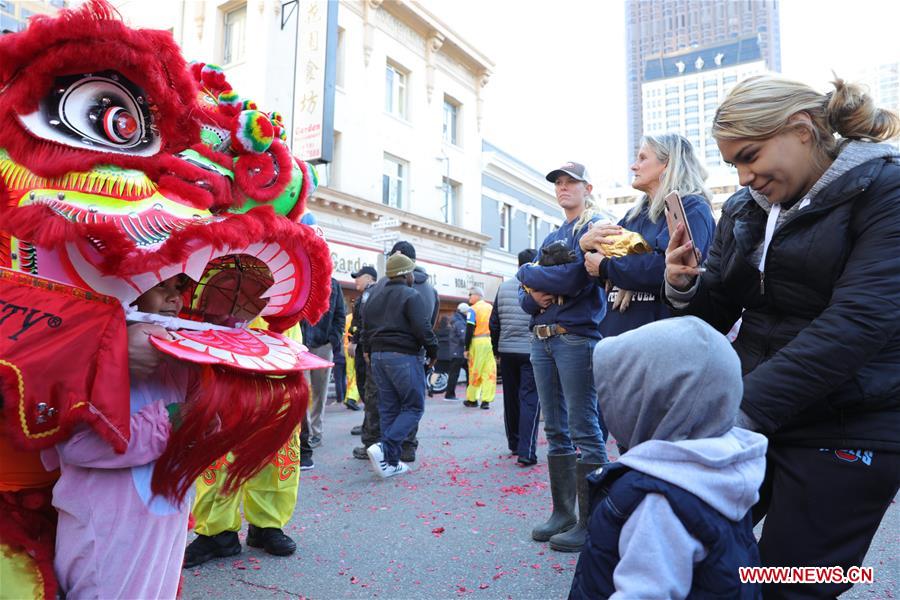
[599,194,715,337]
[516,217,606,339]
[569,462,761,600]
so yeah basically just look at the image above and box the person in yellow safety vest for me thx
[344,313,359,406]
[463,286,497,409]
[183,320,302,568]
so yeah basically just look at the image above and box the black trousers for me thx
[360,360,417,452]
[499,352,540,462]
[444,357,467,398]
[753,444,900,599]
[299,409,312,460]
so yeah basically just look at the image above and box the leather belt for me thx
[533,324,568,340]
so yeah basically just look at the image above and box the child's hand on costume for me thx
[128,323,171,379]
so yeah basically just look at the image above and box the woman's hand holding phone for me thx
[665,222,703,291]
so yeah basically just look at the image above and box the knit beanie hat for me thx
[386,253,416,278]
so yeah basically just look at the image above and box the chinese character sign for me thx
[292,0,336,163]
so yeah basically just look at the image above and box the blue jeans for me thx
[371,352,426,466]
[530,334,608,464]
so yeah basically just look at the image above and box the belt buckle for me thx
[535,324,550,340]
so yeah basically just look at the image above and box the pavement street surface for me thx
[182,386,898,599]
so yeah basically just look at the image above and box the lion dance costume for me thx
[0,2,330,597]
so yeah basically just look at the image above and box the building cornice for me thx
[381,0,494,76]
[312,186,491,249]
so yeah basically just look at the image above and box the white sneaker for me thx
[366,443,385,476]
[381,461,410,478]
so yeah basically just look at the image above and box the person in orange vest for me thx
[463,287,497,409]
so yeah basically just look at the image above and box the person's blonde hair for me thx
[713,75,900,164]
[572,194,600,234]
[628,133,712,223]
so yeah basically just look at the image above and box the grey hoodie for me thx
[592,316,768,599]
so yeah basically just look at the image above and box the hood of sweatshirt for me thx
[618,427,767,521]
[594,316,744,450]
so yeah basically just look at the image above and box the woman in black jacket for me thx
[665,75,900,599]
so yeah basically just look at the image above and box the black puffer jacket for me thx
[678,156,900,452]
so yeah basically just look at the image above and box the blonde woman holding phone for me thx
[665,75,900,599]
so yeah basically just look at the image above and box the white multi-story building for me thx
[641,35,767,174]
[113,0,518,312]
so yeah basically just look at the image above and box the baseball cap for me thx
[350,265,377,279]
[468,286,485,298]
[545,161,591,184]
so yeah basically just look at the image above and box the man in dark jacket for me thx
[490,248,540,465]
[443,303,468,400]
[348,265,377,431]
[301,277,345,449]
[362,253,438,477]
[352,241,438,463]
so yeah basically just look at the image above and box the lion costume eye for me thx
[19,70,162,156]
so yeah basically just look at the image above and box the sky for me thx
[423,0,900,188]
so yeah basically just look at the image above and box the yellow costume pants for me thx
[0,547,45,600]
[466,337,497,403]
[192,429,300,535]
[346,348,359,402]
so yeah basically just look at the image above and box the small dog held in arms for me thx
[534,239,634,312]
[523,240,578,306]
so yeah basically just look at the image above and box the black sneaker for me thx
[246,525,296,556]
[300,454,314,470]
[463,400,478,408]
[352,446,369,460]
[344,399,361,411]
[480,401,490,410]
[517,457,537,467]
[183,531,241,568]
[351,425,363,436]
[400,447,416,463]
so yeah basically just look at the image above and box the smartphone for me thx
[664,191,700,268]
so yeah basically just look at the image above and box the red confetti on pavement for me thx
[475,501,486,507]
[432,527,446,537]
[350,576,359,584]
[479,583,490,589]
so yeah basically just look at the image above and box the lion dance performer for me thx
[0,2,330,597]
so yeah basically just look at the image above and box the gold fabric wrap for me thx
[580,229,653,257]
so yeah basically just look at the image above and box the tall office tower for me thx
[625,0,781,167]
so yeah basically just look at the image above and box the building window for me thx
[222,4,247,65]
[441,177,459,225]
[498,203,511,251]
[442,96,459,145]
[528,215,540,249]
[385,61,408,118]
[666,109,680,117]
[704,90,719,99]
[382,154,407,208]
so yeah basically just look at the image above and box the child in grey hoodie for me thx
[569,316,766,599]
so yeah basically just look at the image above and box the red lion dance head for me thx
[0,1,331,501]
